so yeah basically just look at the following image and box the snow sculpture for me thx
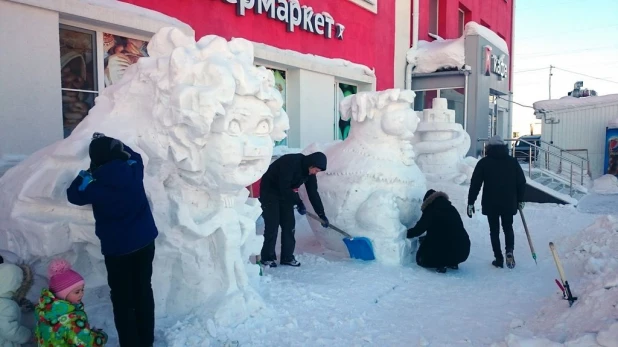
[300,89,426,265]
[0,27,289,325]
[413,98,474,185]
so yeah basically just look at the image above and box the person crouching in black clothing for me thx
[259,152,329,267]
[407,190,471,273]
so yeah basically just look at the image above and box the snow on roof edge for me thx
[464,22,509,54]
[533,94,618,113]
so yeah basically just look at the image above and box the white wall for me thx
[394,0,411,89]
[540,103,618,178]
[0,0,62,157]
[286,70,336,148]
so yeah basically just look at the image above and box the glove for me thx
[518,202,525,210]
[296,201,307,215]
[78,170,94,191]
[466,204,475,218]
[318,214,329,228]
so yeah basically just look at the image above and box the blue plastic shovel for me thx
[306,212,376,261]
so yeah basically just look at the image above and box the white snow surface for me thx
[252,41,375,77]
[533,94,618,113]
[299,89,427,266]
[0,26,290,329]
[592,174,618,195]
[80,0,192,31]
[406,21,509,74]
[0,155,26,178]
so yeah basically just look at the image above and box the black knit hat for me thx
[423,189,437,202]
[88,132,130,169]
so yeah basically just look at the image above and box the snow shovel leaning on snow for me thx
[306,212,376,261]
[519,208,538,265]
[549,242,578,307]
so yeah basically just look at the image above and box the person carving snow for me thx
[66,132,158,347]
[407,190,471,273]
[34,259,107,346]
[259,152,329,267]
[0,263,33,347]
[467,135,526,269]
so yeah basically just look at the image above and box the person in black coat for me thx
[407,190,471,273]
[467,135,526,269]
[259,152,329,267]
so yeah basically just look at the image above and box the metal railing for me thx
[478,138,589,197]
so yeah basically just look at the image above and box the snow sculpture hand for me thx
[78,170,94,191]
[467,204,475,218]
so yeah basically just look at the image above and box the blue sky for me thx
[512,0,618,135]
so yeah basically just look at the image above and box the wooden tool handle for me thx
[549,242,567,283]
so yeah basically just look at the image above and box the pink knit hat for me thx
[48,259,84,300]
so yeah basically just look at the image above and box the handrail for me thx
[478,138,586,193]
[538,139,588,162]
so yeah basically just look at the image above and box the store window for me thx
[429,0,439,36]
[59,26,97,138]
[103,33,149,87]
[259,66,287,146]
[336,83,358,140]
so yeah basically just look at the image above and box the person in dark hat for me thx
[407,189,471,273]
[258,152,329,268]
[467,135,526,269]
[66,132,158,347]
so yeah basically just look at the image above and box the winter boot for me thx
[506,252,516,269]
[260,260,277,268]
[436,267,447,273]
[280,257,301,267]
[492,258,504,268]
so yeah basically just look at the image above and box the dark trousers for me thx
[487,214,514,260]
[104,241,156,347]
[260,201,296,262]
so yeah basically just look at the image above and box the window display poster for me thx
[604,127,618,175]
[337,83,357,140]
[104,33,149,87]
[60,27,96,138]
[260,67,287,146]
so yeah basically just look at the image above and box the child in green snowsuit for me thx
[34,259,107,346]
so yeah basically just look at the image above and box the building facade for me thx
[408,0,515,156]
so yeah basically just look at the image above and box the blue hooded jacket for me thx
[66,145,158,256]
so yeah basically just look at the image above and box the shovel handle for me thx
[549,242,568,284]
[519,208,536,255]
[306,211,352,238]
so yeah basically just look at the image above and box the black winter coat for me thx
[407,192,471,268]
[259,153,326,216]
[468,144,527,216]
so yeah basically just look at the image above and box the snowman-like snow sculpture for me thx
[300,89,426,265]
[0,27,289,326]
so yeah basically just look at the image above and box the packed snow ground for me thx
[152,198,618,347]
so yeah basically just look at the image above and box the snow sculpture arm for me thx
[467,159,485,205]
[304,175,325,216]
[406,211,431,238]
[0,300,31,344]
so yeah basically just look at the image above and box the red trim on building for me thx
[121,0,396,89]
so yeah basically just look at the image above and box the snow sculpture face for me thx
[300,89,427,266]
[204,96,276,192]
[0,27,289,328]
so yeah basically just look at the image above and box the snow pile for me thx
[252,42,375,77]
[81,0,192,31]
[533,94,618,114]
[406,21,509,74]
[496,215,618,346]
[0,155,27,178]
[299,89,426,265]
[0,26,289,329]
[406,38,465,74]
[592,175,618,195]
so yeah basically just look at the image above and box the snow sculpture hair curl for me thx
[300,89,427,265]
[0,27,289,326]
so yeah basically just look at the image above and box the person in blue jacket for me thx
[67,132,158,347]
